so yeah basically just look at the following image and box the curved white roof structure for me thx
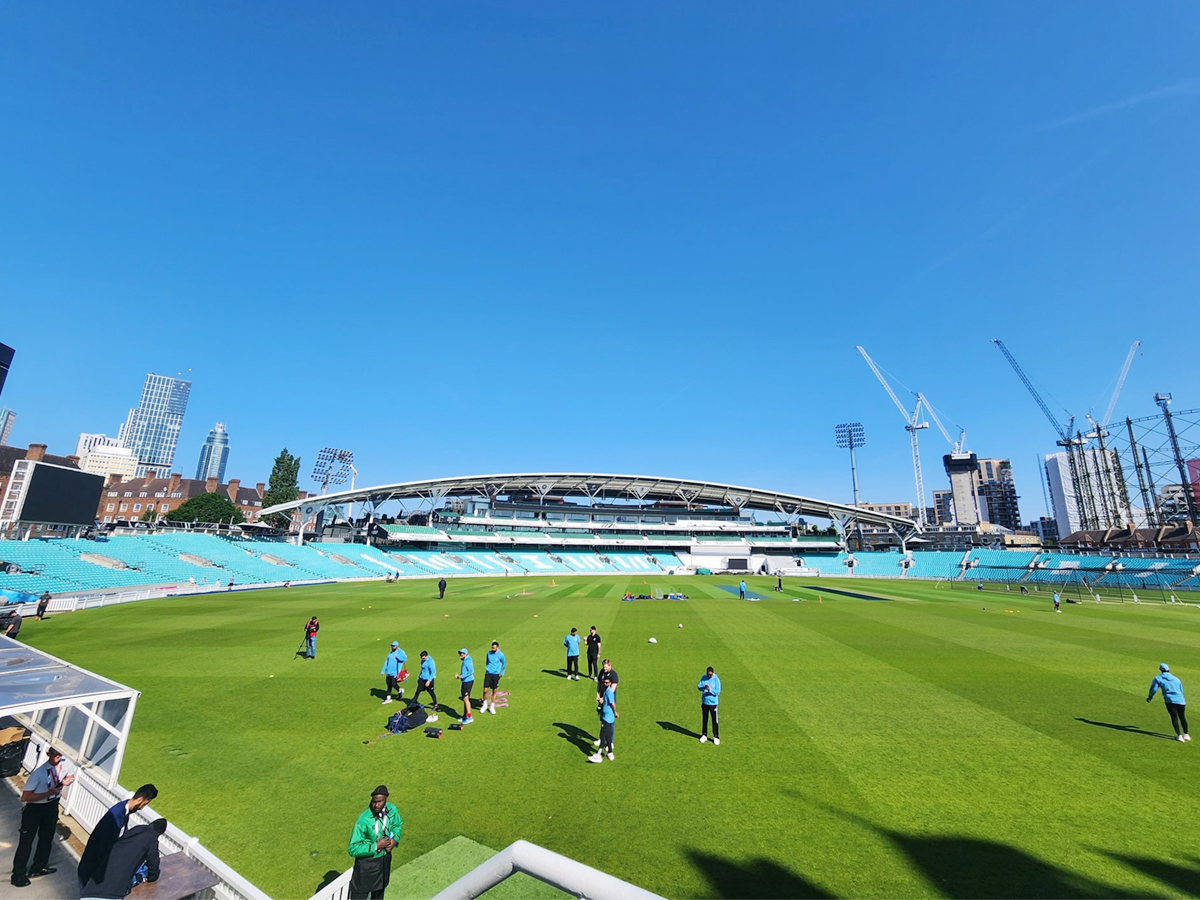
[259,473,920,536]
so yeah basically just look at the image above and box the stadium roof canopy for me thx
[258,473,921,536]
[0,635,140,787]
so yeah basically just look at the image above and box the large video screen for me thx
[20,463,104,526]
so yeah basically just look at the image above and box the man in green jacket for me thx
[348,785,402,900]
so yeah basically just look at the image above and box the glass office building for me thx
[123,373,192,477]
[195,422,230,482]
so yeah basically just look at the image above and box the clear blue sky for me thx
[2,2,1197,518]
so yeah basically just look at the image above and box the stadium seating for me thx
[847,553,905,577]
[452,551,526,574]
[505,552,574,574]
[1096,557,1197,589]
[802,553,851,575]
[380,524,447,538]
[905,551,965,580]
[1023,553,1109,585]
[651,552,685,570]
[605,551,661,573]
[142,533,296,583]
[966,548,1038,582]
[558,553,620,573]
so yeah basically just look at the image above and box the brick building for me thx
[98,471,267,524]
[0,443,81,502]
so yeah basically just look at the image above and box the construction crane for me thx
[923,397,967,454]
[991,339,1091,531]
[856,346,930,527]
[1084,340,1140,529]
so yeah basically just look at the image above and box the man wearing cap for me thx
[11,747,75,887]
[454,648,475,725]
[412,651,439,722]
[563,628,581,681]
[1148,663,1189,743]
[380,642,407,705]
[347,785,402,900]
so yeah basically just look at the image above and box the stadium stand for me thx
[967,548,1038,582]
[381,524,447,538]
[651,552,686,570]
[905,551,965,580]
[802,553,851,575]
[606,551,661,572]
[143,533,296,582]
[558,552,620,573]
[1024,553,1109,585]
[848,553,905,577]
[1095,557,1198,589]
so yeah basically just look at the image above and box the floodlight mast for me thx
[834,422,866,550]
[856,346,929,527]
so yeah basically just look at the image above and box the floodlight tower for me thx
[835,422,866,550]
[856,346,929,526]
[309,447,356,537]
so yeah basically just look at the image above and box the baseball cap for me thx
[391,641,399,648]
[371,784,389,797]
[1161,663,1170,672]
[459,648,469,655]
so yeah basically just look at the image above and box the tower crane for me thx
[856,346,930,526]
[1084,340,1140,529]
[991,339,1092,531]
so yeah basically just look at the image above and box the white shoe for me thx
[488,703,496,715]
[1185,734,1192,742]
[397,689,404,698]
[588,753,603,763]
[593,739,602,747]
[427,715,438,723]
[699,735,707,743]
[1177,735,1187,742]
[713,738,720,746]
[382,697,392,705]
[607,752,614,761]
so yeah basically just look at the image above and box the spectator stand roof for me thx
[0,635,139,787]
[259,473,922,540]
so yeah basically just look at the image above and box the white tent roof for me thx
[0,636,136,718]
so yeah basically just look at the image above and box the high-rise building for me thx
[1044,448,1131,538]
[0,342,13,399]
[0,407,15,446]
[932,490,954,525]
[122,373,192,478]
[195,422,230,482]
[76,432,123,458]
[943,453,981,526]
[79,445,138,481]
[975,457,1021,532]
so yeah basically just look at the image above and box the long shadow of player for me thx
[541,668,569,679]
[1075,718,1176,740]
[657,720,701,740]
[553,722,596,755]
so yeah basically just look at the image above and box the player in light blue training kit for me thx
[1148,663,1189,742]
[483,641,506,715]
[563,629,581,681]
[739,580,747,600]
[455,649,475,724]
[413,651,438,722]
[589,675,618,763]
[380,641,407,705]
[698,666,721,745]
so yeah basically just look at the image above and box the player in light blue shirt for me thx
[380,642,407,705]
[413,651,439,722]
[455,649,475,724]
[563,629,581,681]
[1148,663,1189,742]
[739,580,746,600]
[589,676,618,763]
[697,667,721,745]
[483,641,507,715]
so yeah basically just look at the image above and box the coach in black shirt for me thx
[585,627,602,680]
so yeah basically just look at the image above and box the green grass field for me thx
[21,574,1200,899]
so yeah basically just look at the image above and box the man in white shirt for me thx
[11,746,75,887]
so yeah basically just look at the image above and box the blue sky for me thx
[2,2,1197,518]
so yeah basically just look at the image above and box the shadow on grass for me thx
[552,722,595,755]
[657,720,701,740]
[819,805,1153,899]
[1075,718,1176,740]
[688,850,831,899]
[541,669,569,679]
[1098,850,1200,895]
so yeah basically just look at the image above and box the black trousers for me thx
[412,679,437,709]
[599,721,615,751]
[566,655,579,677]
[1167,702,1189,736]
[587,654,599,679]
[13,801,58,876]
[702,704,720,738]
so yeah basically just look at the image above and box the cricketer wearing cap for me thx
[413,651,438,722]
[348,785,402,900]
[1148,663,1190,743]
[455,649,475,724]
[381,642,407,705]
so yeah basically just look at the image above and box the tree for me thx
[139,505,159,523]
[261,448,301,528]
[171,492,245,525]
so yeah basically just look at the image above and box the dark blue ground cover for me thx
[718,584,768,599]
[800,584,893,601]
